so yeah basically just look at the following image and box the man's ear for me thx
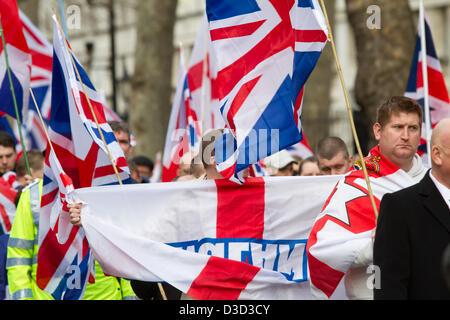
[373,122,382,141]
[431,145,442,166]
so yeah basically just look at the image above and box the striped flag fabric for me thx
[72,174,343,300]
[20,10,53,120]
[20,10,53,152]
[186,15,224,133]
[405,13,450,163]
[5,10,53,153]
[0,182,17,235]
[36,15,130,300]
[0,0,32,123]
[161,47,193,182]
[206,0,328,181]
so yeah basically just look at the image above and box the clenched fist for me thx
[68,203,83,227]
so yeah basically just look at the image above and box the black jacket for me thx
[374,170,450,299]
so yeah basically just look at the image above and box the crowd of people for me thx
[1,96,449,300]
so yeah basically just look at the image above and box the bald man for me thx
[374,117,450,299]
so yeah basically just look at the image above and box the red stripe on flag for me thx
[31,76,49,82]
[36,224,80,289]
[187,255,260,300]
[294,29,327,43]
[187,60,204,92]
[215,177,265,239]
[76,91,107,124]
[417,62,450,103]
[0,204,11,233]
[226,75,261,132]
[215,4,293,100]
[210,20,266,41]
[22,23,45,47]
[30,50,53,71]
[40,187,58,208]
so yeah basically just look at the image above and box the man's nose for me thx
[400,128,409,140]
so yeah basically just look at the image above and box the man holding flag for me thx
[307,96,427,299]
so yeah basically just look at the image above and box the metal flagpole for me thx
[0,15,31,176]
[318,0,378,219]
[419,0,432,166]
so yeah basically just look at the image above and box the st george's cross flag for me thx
[0,0,32,123]
[36,15,130,300]
[405,13,450,164]
[72,175,344,300]
[206,0,328,180]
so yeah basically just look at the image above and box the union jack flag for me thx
[405,12,450,164]
[186,15,224,133]
[20,10,53,151]
[206,0,328,180]
[0,0,32,123]
[5,11,52,153]
[36,15,130,300]
[162,47,195,182]
[162,17,227,183]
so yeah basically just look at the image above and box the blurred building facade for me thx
[27,0,450,154]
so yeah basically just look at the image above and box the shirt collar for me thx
[429,170,450,210]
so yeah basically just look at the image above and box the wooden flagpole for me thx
[30,88,56,154]
[0,15,32,176]
[318,0,379,219]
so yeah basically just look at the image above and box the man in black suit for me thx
[374,117,450,299]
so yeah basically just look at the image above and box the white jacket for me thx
[344,154,427,300]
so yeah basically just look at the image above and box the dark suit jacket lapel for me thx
[419,171,450,234]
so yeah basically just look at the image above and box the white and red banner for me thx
[73,175,342,300]
[306,146,424,298]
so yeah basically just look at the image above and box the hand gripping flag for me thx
[206,0,328,179]
[306,146,423,299]
[36,15,130,300]
[72,175,343,300]
[405,13,450,164]
[0,0,32,123]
